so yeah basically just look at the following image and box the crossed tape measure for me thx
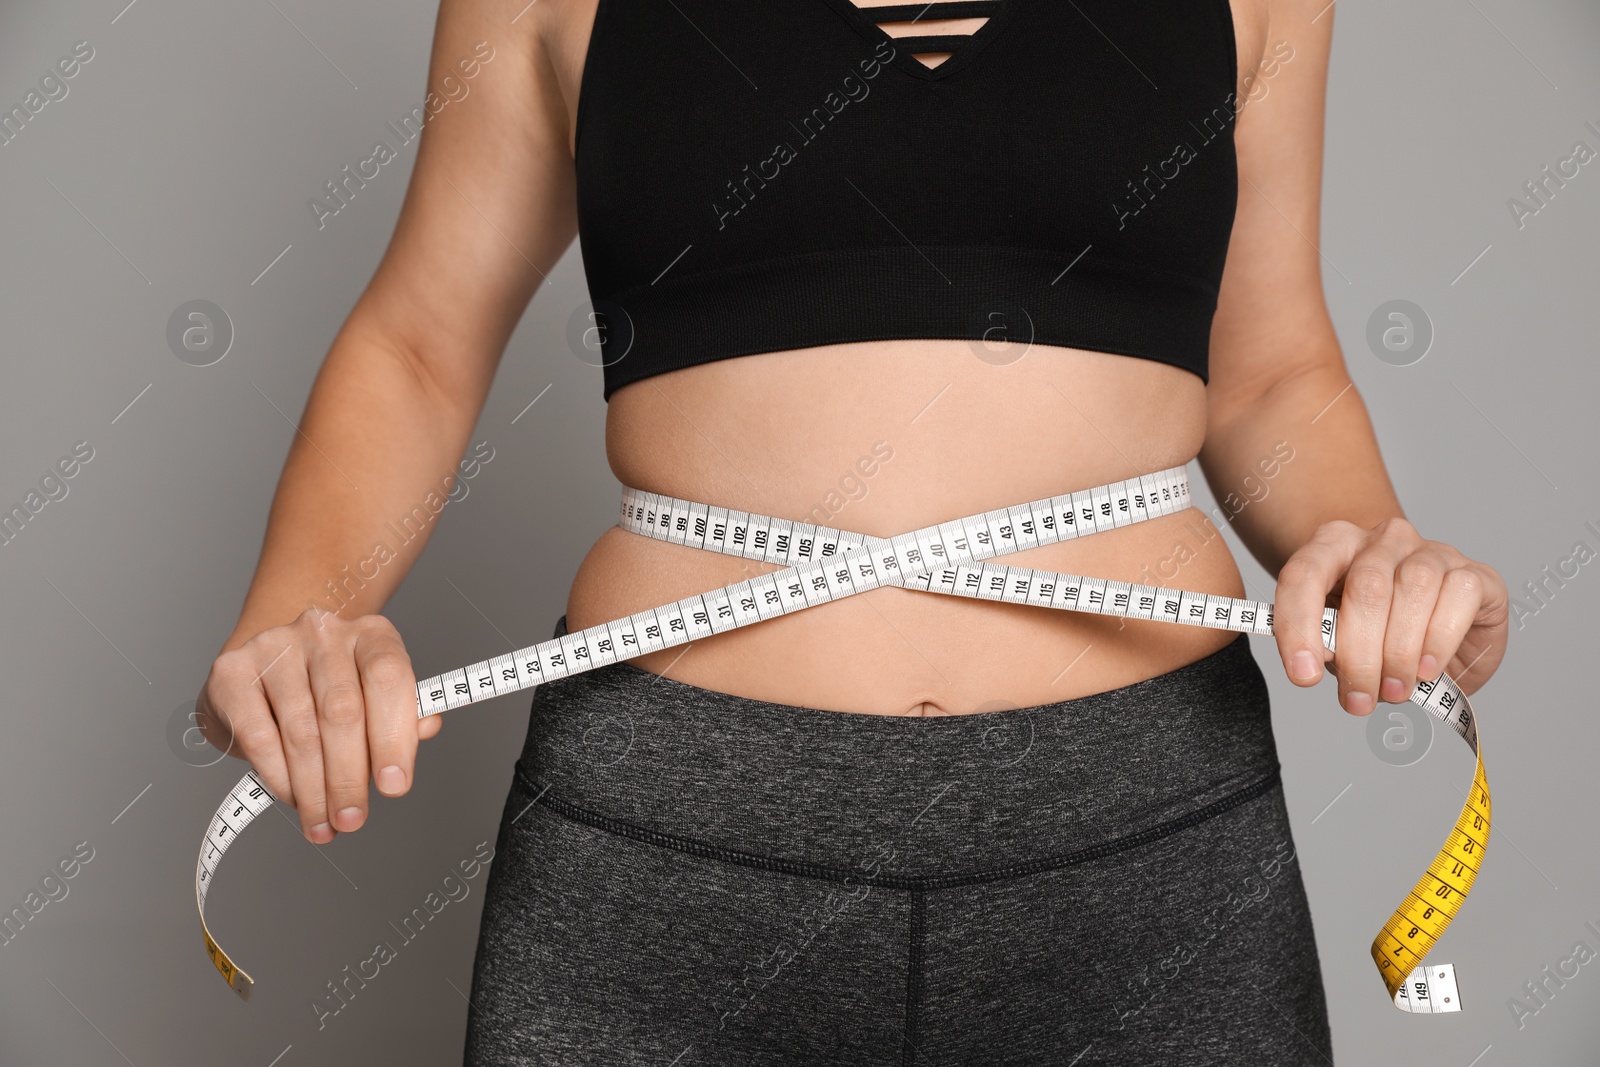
[197,466,1485,1012]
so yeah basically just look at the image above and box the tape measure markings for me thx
[412,469,1195,714]
[195,464,1486,1014]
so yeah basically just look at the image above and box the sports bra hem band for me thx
[597,244,1217,399]
[609,243,1223,303]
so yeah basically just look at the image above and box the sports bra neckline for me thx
[813,0,1028,83]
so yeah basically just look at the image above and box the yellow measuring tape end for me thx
[1370,743,1488,1013]
[201,895,254,1001]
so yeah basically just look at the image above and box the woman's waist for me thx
[602,338,1210,508]
[515,610,1282,876]
[564,504,1249,716]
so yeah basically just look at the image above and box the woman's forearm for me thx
[221,319,487,653]
[1198,358,1406,578]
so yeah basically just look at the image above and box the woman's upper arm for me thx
[1207,0,1345,412]
[346,0,581,412]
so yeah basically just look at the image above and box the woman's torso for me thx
[543,0,1269,716]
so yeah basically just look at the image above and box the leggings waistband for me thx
[515,615,1282,882]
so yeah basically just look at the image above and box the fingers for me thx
[204,653,293,806]
[418,714,443,741]
[1330,519,1425,715]
[354,619,420,800]
[1418,565,1489,683]
[259,645,334,843]
[200,613,424,845]
[1377,547,1452,704]
[1275,518,1509,713]
[1273,521,1361,689]
[306,624,373,836]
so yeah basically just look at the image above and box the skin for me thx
[196,0,1510,846]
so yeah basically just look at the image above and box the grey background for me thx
[1,0,1596,1064]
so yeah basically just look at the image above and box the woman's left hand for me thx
[1272,517,1509,714]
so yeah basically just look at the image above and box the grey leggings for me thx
[463,617,1334,1065]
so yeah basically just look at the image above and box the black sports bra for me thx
[573,0,1240,400]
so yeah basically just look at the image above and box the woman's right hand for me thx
[195,610,442,844]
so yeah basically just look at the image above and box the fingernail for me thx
[1419,654,1439,680]
[378,765,407,796]
[1345,691,1374,716]
[309,822,334,844]
[1380,676,1408,702]
[1290,650,1320,682]
[334,806,365,832]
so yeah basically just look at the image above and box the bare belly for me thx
[564,338,1247,716]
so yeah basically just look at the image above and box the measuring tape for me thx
[197,465,1486,1012]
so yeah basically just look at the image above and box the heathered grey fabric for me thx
[462,616,1334,1065]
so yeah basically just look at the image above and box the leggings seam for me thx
[513,762,1282,890]
[903,888,924,1066]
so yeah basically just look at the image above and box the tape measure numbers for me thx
[196,466,1487,1012]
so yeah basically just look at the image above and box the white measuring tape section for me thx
[197,465,1487,1013]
